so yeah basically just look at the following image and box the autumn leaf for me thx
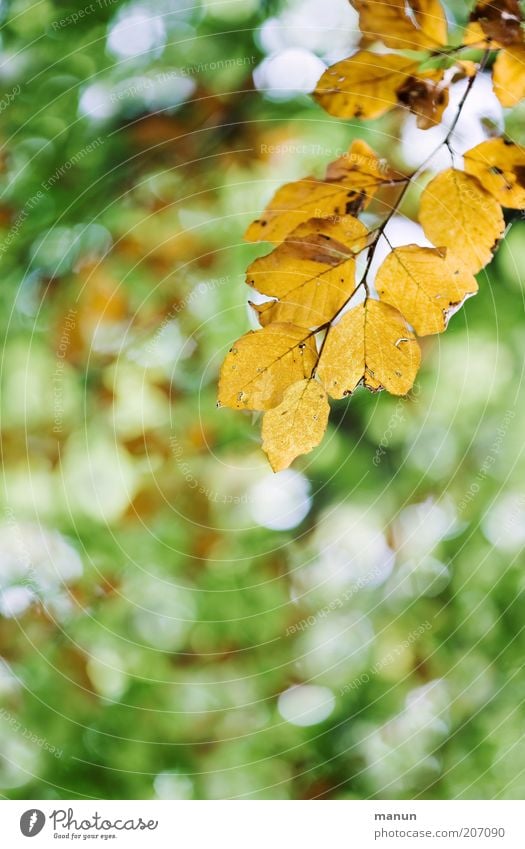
[219,0,525,469]
[351,0,448,50]
[245,140,388,244]
[468,0,523,47]
[396,70,449,129]
[323,139,393,211]
[314,51,418,121]
[464,137,525,209]
[261,379,330,471]
[375,245,478,336]
[317,299,421,398]
[218,324,318,411]
[418,169,505,273]
[493,44,525,106]
[324,139,386,184]
[247,216,368,328]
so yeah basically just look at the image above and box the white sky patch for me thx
[278,684,336,726]
[253,48,326,101]
[107,6,166,60]
[249,469,312,530]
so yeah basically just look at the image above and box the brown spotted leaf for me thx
[314,51,418,121]
[218,324,318,411]
[245,140,389,244]
[464,137,525,209]
[418,169,505,273]
[468,0,523,47]
[376,245,479,336]
[396,70,449,129]
[317,299,421,398]
[247,216,368,329]
[261,379,330,471]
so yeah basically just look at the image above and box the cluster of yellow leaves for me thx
[315,0,525,126]
[218,0,525,472]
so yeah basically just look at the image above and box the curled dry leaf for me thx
[418,169,505,273]
[350,0,448,50]
[464,137,525,209]
[245,140,388,244]
[314,51,418,121]
[261,379,330,471]
[218,323,318,411]
[396,70,449,129]
[376,245,478,336]
[469,0,523,47]
[493,44,525,106]
[247,216,368,328]
[317,299,421,398]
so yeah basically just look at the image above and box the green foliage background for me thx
[1,0,525,800]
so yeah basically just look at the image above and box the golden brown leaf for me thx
[247,216,368,328]
[245,140,388,244]
[314,51,418,121]
[464,137,525,209]
[376,245,478,336]
[323,139,392,211]
[493,44,525,106]
[218,324,318,411]
[351,0,448,50]
[469,0,523,47]
[324,139,385,183]
[261,379,330,471]
[396,71,449,129]
[418,169,505,273]
[461,21,489,47]
[317,299,421,398]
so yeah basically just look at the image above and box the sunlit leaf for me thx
[314,51,418,121]
[317,299,421,398]
[464,137,525,209]
[247,216,368,328]
[493,44,525,106]
[419,169,505,273]
[350,0,448,50]
[218,324,318,411]
[245,140,389,244]
[376,245,478,336]
[261,379,330,471]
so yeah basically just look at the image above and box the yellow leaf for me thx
[245,140,387,244]
[418,169,505,273]
[261,379,330,471]
[461,21,490,47]
[376,245,478,336]
[317,299,421,398]
[468,0,523,47]
[464,137,525,209]
[247,216,368,328]
[323,139,392,208]
[396,70,449,129]
[351,0,448,50]
[218,324,318,411]
[324,139,386,183]
[493,44,525,107]
[314,51,418,121]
